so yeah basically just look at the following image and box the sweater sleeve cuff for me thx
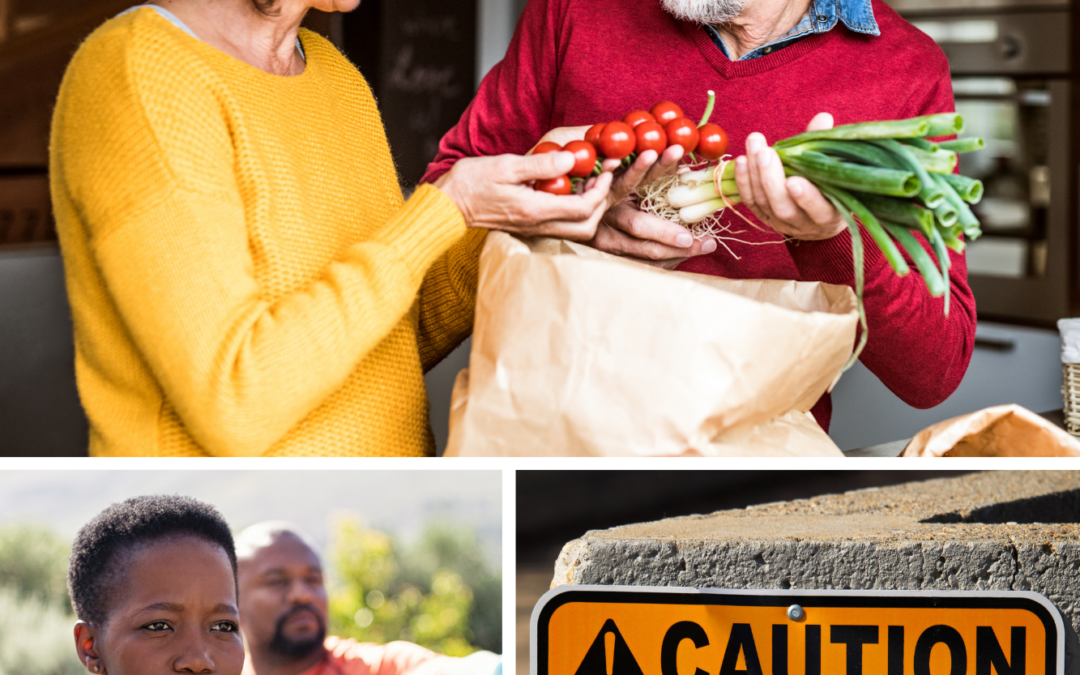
[786,228,886,285]
[453,227,490,275]
[373,184,468,284]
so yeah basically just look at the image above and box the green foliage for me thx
[0,524,81,675]
[328,517,501,657]
[0,523,72,611]
[403,521,502,653]
[0,588,83,675]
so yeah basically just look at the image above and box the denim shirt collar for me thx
[706,0,880,61]
[815,0,881,37]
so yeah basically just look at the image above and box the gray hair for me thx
[660,0,747,24]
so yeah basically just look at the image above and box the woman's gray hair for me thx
[251,0,281,15]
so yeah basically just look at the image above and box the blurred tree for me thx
[328,517,501,656]
[0,588,83,675]
[0,524,81,675]
[0,523,71,610]
[402,521,501,653]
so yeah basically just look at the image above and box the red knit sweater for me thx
[422,0,976,432]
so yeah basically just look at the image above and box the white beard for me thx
[660,0,747,24]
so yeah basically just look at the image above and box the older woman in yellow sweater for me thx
[50,0,624,456]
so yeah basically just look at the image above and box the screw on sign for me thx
[531,587,1066,675]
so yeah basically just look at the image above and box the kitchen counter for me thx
[830,323,1064,450]
[845,408,1068,456]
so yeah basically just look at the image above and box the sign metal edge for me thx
[530,584,1066,675]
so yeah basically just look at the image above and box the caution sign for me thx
[531,587,1064,675]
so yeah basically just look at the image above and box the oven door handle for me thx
[974,336,1017,352]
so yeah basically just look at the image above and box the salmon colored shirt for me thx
[244,637,466,675]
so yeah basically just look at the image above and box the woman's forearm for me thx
[416,228,488,372]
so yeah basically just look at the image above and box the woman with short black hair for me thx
[69,495,244,675]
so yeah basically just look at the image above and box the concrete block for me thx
[552,471,1080,673]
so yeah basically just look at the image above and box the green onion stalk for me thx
[653,103,984,369]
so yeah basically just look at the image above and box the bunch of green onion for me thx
[665,113,984,367]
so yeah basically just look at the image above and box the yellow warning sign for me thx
[531,587,1064,675]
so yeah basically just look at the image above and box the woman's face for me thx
[89,536,244,675]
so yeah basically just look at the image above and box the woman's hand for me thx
[435,152,613,241]
[733,113,846,241]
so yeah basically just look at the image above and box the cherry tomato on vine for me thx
[664,118,699,154]
[584,123,607,152]
[622,110,656,129]
[697,123,730,160]
[535,175,573,195]
[532,141,563,155]
[634,122,668,155]
[599,121,635,160]
[650,101,684,126]
[563,140,598,178]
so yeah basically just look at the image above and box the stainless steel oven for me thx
[884,0,1072,324]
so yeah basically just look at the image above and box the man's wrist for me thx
[787,219,847,242]
[785,227,887,286]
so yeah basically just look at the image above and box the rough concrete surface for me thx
[553,471,1080,672]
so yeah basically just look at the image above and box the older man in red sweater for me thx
[422,0,976,431]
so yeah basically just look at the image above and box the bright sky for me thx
[0,470,501,563]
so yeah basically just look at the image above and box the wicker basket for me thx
[1063,363,1080,435]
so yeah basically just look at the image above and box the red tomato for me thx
[532,141,563,155]
[697,123,730,160]
[599,121,635,160]
[664,118,700,154]
[535,175,573,195]
[634,121,668,155]
[584,123,607,151]
[563,140,598,178]
[622,110,656,129]
[650,101,684,126]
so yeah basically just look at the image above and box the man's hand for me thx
[530,126,593,151]
[733,113,846,241]
[530,126,717,269]
[590,144,717,270]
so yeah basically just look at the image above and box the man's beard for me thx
[268,605,327,660]
[660,0,747,24]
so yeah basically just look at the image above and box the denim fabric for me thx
[705,0,881,61]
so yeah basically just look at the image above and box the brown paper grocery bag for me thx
[901,404,1080,457]
[445,232,860,456]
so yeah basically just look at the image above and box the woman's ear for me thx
[74,622,104,674]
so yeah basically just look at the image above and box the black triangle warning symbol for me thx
[574,619,645,675]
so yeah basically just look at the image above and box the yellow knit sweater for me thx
[50,9,485,457]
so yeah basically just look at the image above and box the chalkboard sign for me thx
[343,0,477,187]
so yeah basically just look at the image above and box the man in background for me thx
[236,521,500,675]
